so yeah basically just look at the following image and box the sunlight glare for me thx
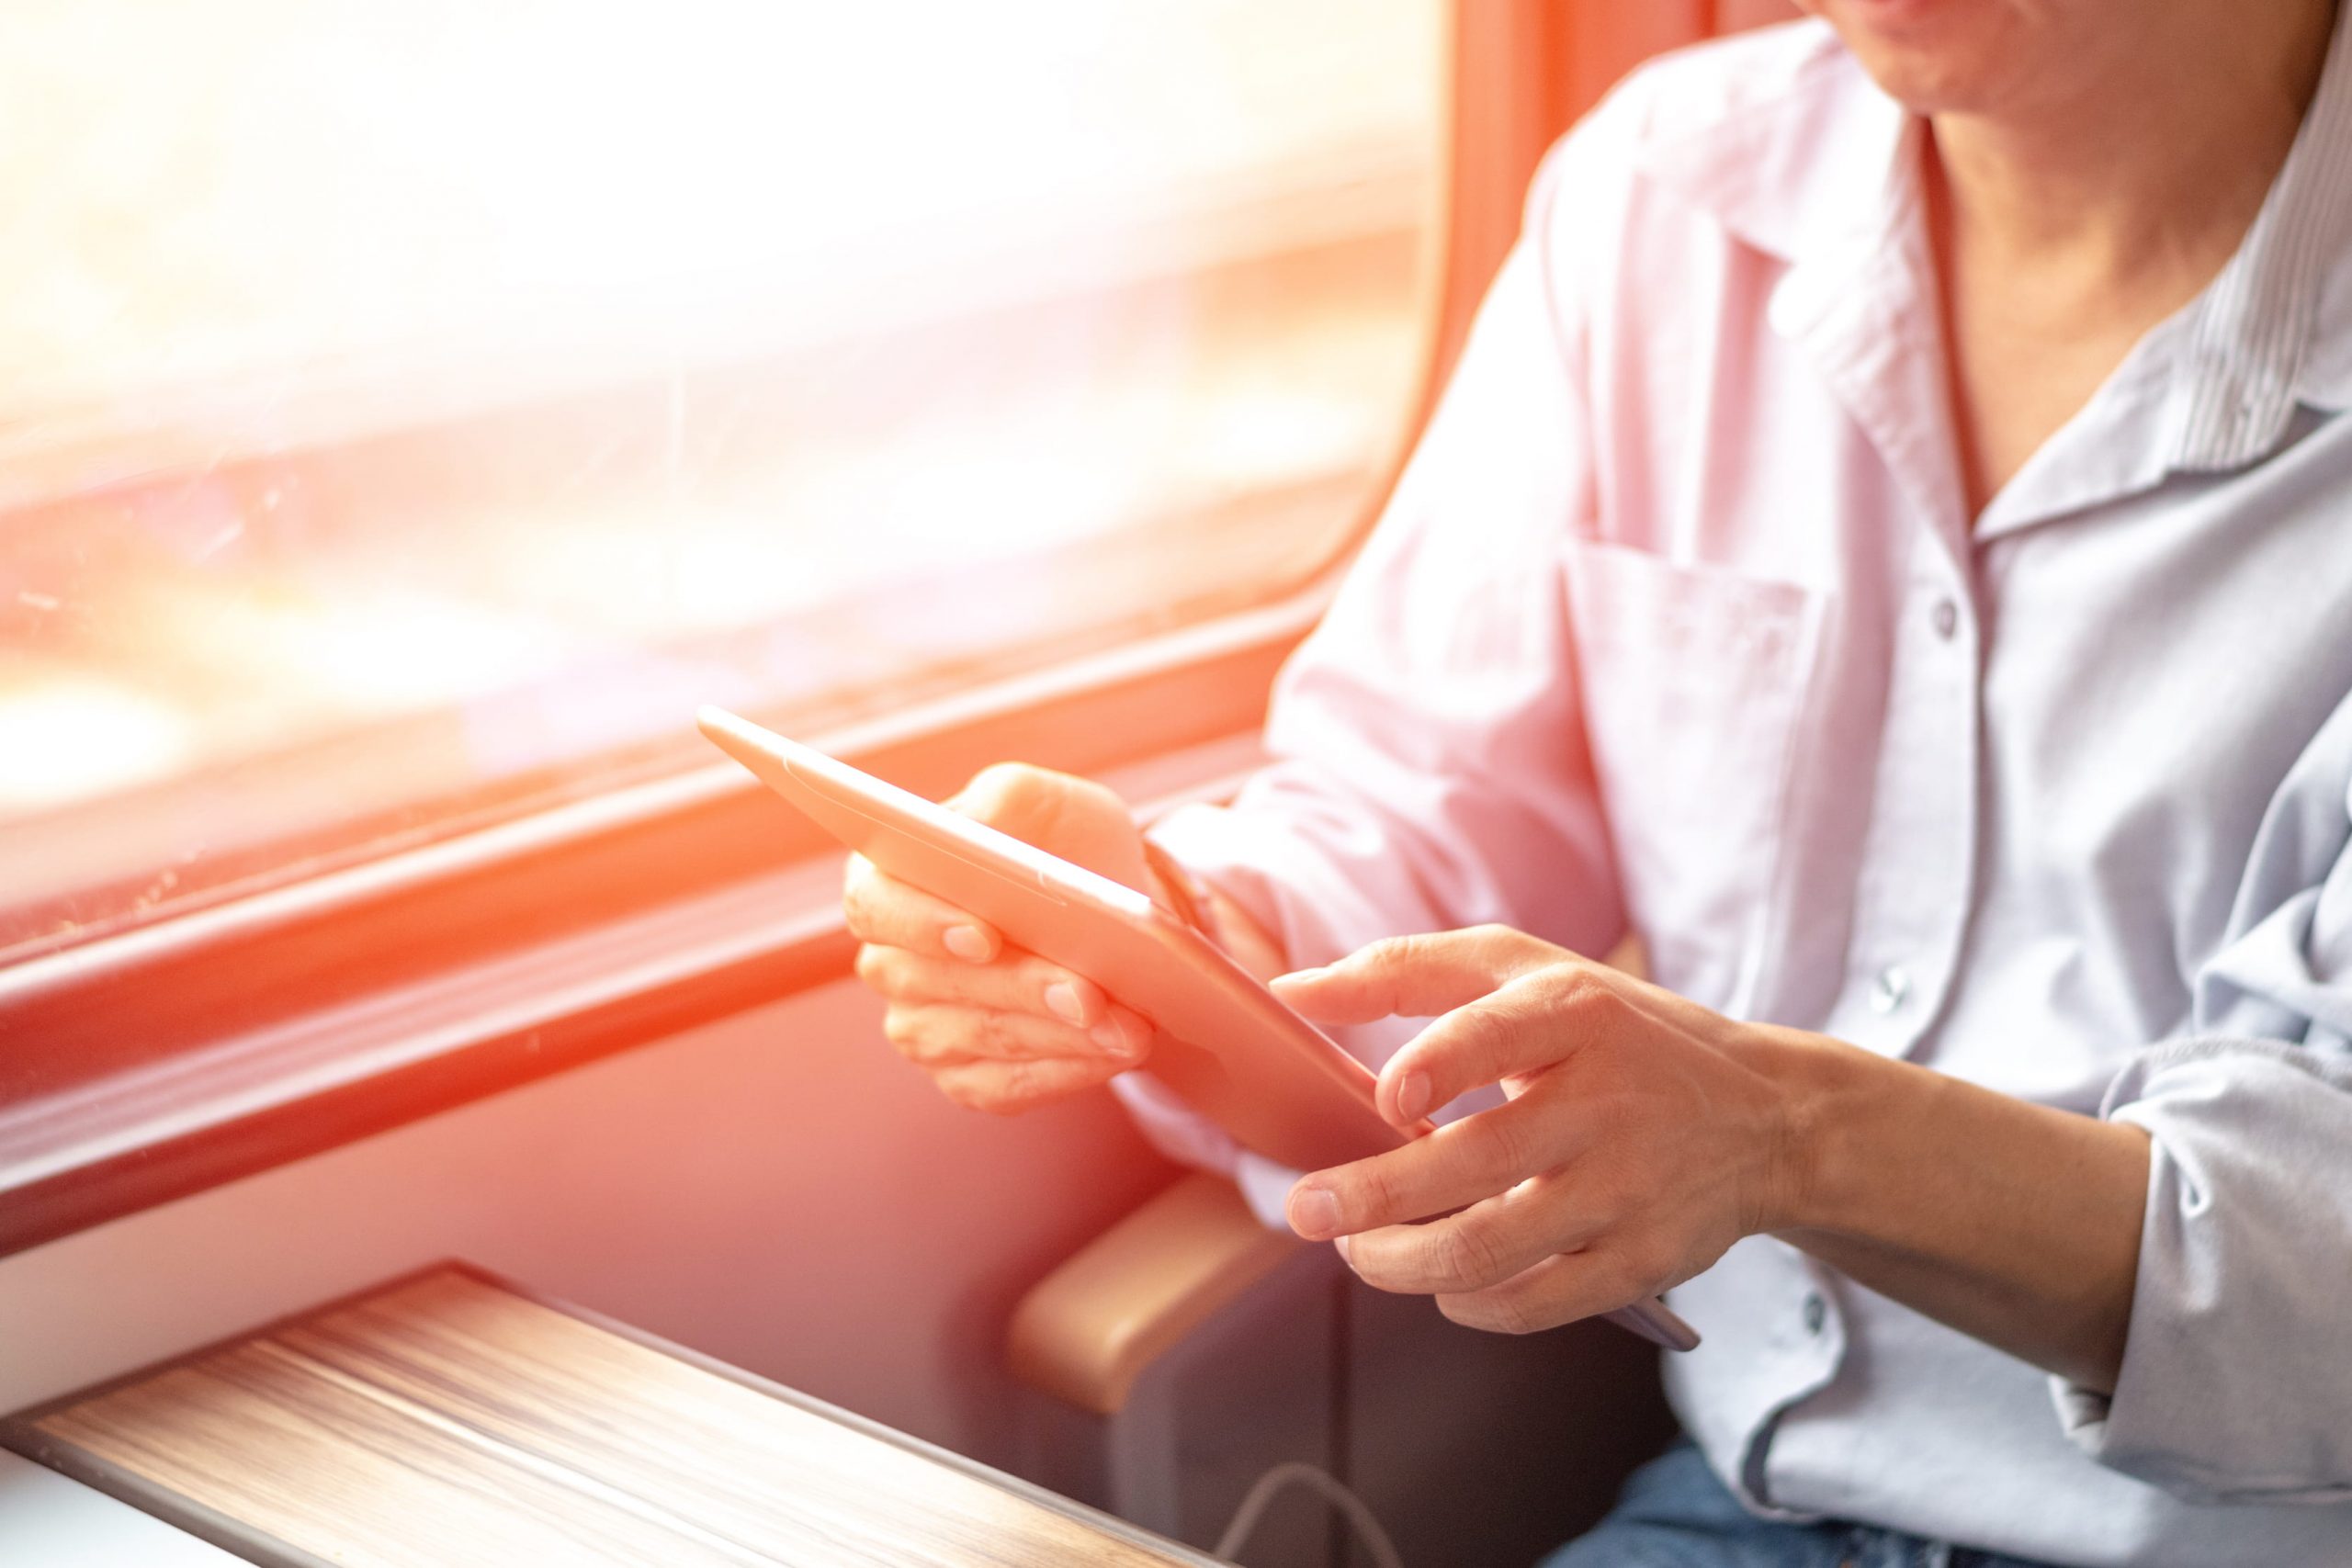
[0,681,192,813]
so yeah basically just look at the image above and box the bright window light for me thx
[0,0,1442,957]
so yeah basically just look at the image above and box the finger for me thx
[1283,1095,1584,1238]
[944,761,1059,830]
[843,853,1001,962]
[862,948,1153,1055]
[932,1053,1135,1115]
[1375,976,1608,1126]
[1269,926,1556,1025]
[885,1002,1150,1069]
[1334,1173,1601,1295]
[1435,1244,1671,1337]
[855,943,1121,1031]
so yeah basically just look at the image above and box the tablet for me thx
[698,707,1700,1352]
[699,705,1417,1170]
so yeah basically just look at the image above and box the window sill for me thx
[0,599,1284,1259]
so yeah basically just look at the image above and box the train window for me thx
[0,0,1441,963]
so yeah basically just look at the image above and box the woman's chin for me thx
[1805,0,2040,117]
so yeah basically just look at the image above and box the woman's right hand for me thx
[844,761,1159,1114]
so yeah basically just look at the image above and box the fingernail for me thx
[1091,1019,1146,1060]
[944,925,990,963]
[1044,982,1086,1025]
[1276,966,1328,987]
[1332,1234,1352,1266]
[1290,1185,1338,1238]
[1395,1068,1430,1122]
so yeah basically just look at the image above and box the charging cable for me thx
[1212,1461,1406,1568]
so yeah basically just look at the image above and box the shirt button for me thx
[1930,597,1959,639]
[1868,964,1911,1015]
[1804,1292,1827,1335]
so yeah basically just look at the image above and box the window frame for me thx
[0,0,1601,1259]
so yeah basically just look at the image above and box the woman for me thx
[846,1,2352,1561]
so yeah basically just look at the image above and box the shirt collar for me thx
[2172,0,2352,462]
[1630,25,1908,269]
[1634,13,2352,482]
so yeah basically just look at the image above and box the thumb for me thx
[1271,927,1556,1024]
[946,763,1147,889]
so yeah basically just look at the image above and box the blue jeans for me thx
[1542,1443,2058,1568]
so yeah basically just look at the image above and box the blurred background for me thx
[0,0,1441,960]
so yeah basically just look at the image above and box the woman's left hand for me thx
[1273,925,1827,1335]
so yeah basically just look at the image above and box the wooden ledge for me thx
[9,1264,1217,1565]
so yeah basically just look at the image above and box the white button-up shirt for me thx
[1130,16,2352,1564]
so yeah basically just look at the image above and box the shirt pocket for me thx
[1563,537,1826,1011]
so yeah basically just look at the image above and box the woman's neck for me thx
[1930,2,2335,288]
[1919,1,2336,516]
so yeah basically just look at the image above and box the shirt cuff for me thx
[2050,1036,2352,1503]
[1235,1151,1306,1231]
[1106,1071,1302,1232]
[1108,1069,1241,1179]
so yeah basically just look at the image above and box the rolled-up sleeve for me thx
[2054,735,2352,1502]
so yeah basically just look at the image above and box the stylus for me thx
[1607,1299,1702,1352]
